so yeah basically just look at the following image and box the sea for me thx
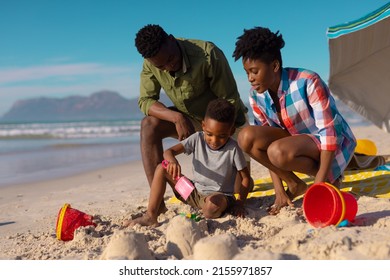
[0,101,370,187]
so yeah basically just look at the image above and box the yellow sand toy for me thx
[355,139,378,156]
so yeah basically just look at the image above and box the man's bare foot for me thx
[122,213,158,228]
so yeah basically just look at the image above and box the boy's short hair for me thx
[205,99,235,125]
[135,24,169,58]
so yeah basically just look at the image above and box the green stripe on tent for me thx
[327,2,390,38]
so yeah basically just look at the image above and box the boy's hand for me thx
[231,202,246,218]
[166,161,181,180]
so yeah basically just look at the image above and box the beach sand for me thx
[1,124,390,260]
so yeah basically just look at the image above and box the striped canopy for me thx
[327,2,390,132]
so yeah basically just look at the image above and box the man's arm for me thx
[148,102,194,140]
[207,46,246,123]
[138,61,163,115]
[138,62,194,139]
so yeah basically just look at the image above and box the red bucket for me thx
[303,182,358,228]
[55,203,96,241]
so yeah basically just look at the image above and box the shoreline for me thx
[0,137,180,188]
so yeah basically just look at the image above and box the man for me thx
[135,24,249,202]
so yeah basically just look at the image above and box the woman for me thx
[232,26,356,214]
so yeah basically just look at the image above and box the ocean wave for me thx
[0,120,141,139]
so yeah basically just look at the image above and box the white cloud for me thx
[0,62,141,115]
[0,62,252,116]
[0,63,135,84]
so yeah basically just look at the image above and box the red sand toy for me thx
[56,203,96,241]
[303,182,358,228]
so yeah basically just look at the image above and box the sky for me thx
[0,0,389,116]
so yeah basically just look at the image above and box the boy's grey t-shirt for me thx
[181,131,247,196]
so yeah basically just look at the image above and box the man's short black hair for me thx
[232,26,285,66]
[205,99,235,125]
[135,24,169,58]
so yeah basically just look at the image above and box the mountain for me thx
[0,91,172,122]
[0,90,365,125]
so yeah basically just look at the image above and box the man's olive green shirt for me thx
[138,38,247,127]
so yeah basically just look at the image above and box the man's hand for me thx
[174,114,195,140]
[147,102,195,140]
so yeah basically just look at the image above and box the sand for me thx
[1,124,390,260]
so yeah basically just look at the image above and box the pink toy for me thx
[162,160,194,200]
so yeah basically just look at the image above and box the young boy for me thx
[124,99,252,227]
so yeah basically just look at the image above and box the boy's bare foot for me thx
[158,202,168,215]
[122,213,158,228]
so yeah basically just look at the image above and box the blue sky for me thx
[0,0,389,115]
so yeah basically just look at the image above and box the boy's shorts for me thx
[173,186,236,211]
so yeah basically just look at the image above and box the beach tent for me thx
[327,2,390,133]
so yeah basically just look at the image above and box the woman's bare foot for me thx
[267,191,294,215]
[286,181,307,201]
[330,176,343,188]
[122,213,158,228]
[266,204,281,215]
[266,181,307,215]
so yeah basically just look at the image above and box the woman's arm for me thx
[314,150,335,183]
